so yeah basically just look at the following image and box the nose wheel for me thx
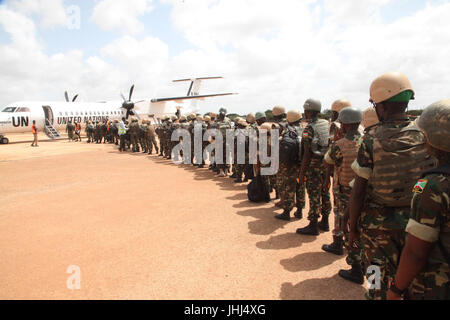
[0,135,9,144]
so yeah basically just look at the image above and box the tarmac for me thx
[0,135,365,299]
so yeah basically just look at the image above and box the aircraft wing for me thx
[151,93,237,104]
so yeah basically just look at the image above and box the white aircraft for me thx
[0,77,236,144]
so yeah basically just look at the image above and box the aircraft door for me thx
[42,106,54,126]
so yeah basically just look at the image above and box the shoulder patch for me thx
[302,131,310,139]
[413,179,428,194]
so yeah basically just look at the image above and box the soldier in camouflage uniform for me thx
[387,100,450,300]
[245,113,258,181]
[86,120,94,143]
[155,118,164,156]
[66,121,74,141]
[111,120,119,145]
[272,106,288,200]
[297,99,332,236]
[128,117,140,152]
[139,120,149,153]
[216,108,232,177]
[147,118,159,155]
[322,107,364,284]
[348,72,437,300]
[233,118,250,182]
[275,110,305,221]
[230,117,243,179]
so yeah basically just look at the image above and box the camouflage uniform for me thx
[302,118,332,221]
[353,114,436,300]
[66,123,74,141]
[280,124,305,213]
[274,118,288,198]
[405,170,450,299]
[128,119,140,152]
[86,122,94,143]
[216,117,232,173]
[140,121,149,153]
[324,129,362,265]
[147,123,159,154]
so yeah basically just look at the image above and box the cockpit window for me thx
[2,107,17,113]
[16,107,30,112]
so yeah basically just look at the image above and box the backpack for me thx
[279,126,301,166]
[247,174,270,203]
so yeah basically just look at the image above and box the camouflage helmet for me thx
[219,107,227,114]
[338,107,363,124]
[210,112,217,119]
[246,113,256,123]
[255,112,266,120]
[370,72,415,104]
[331,99,352,113]
[272,106,286,117]
[234,117,242,123]
[204,115,211,122]
[189,113,196,120]
[362,106,379,128]
[179,115,186,122]
[170,115,177,121]
[196,115,203,121]
[286,110,301,123]
[303,98,322,112]
[238,119,248,127]
[417,99,450,152]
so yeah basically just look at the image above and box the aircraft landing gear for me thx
[0,135,9,144]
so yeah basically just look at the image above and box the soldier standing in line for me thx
[147,118,159,155]
[66,120,75,141]
[216,108,232,177]
[348,72,437,300]
[297,99,332,236]
[272,106,288,201]
[128,117,140,152]
[387,100,450,300]
[233,118,250,183]
[322,107,364,284]
[86,120,94,143]
[230,117,243,179]
[275,110,304,221]
[118,117,128,152]
[140,120,149,153]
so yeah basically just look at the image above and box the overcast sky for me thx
[0,0,449,115]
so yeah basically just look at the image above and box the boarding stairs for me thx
[44,120,61,139]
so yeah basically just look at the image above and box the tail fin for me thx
[173,76,224,96]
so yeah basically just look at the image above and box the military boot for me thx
[296,219,319,236]
[318,215,330,232]
[322,236,344,255]
[234,177,243,183]
[275,190,280,200]
[230,172,237,179]
[294,208,303,219]
[338,264,364,285]
[275,209,291,221]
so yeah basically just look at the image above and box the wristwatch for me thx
[390,279,407,296]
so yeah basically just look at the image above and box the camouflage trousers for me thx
[305,162,332,221]
[279,163,304,211]
[130,134,140,152]
[335,186,362,267]
[68,131,74,140]
[361,228,406,300]
[140,137,148,152]
[148,136,158,154]
[87,131,93,142]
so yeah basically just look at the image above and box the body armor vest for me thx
[336,136,359,187]
[368,122,437,207]
[310,119,330,157]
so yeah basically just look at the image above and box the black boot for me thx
[234,178,243,183]
[322,236,344,255]
[230,172,237,179]
[338,264,364,285]
[318,215,330,232]
[296,219,319,236]
[275,209,291,221]
[294,208,303,219]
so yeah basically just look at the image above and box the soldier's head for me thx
[218,108,227,121]
[331,99,351,122]
[369,72,414,121]
[286,110,301,125]
[204,115,211,124]
[122,117,126,122]
[362,106,379,129]
[272,106,286,121]
[303,98,322,120]
[338,107,362,133]
[246,113,256,124]
[255,112,266,126]
[417,99,450,161]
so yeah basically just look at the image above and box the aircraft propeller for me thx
[121,84,144,119]
[64,91,79,102]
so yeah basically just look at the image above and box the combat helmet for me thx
[332,99,352,113]
[370,72,415,104]
[219,107,227,115]
[303,98,322,112]
[260,122,273,131]
[417,99,450,152]
[338,107,363,124]
[171,115,177,121]
[272,106,286,117]
[286,110,301,124]
[204,115,211,122]
[246,113,256,124]
[362,106,379,128]
[255,112,266,120]
[196,115,203,122]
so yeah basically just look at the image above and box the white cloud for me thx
[9,0,69,28]
[92,0,154,35]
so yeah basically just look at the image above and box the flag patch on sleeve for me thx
[413,179,428,194]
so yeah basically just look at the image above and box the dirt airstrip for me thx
[0,136,365,299]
